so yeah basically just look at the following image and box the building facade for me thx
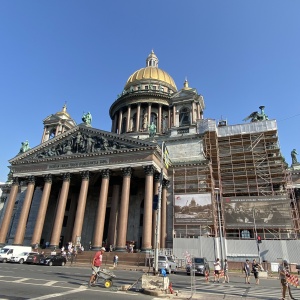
[0,51,298,251]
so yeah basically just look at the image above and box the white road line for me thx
[14,278,29,283]
[44,281,58,286]
[29,286,87,300]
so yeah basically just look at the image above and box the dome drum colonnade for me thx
[0,166,169,251]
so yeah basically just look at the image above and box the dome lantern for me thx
[146,50,159,67]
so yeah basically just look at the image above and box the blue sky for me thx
[0,1,300,182]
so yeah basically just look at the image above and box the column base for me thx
[92,246,103,251]
[141,248,153,253]
[49,244,59,250]
[115,246,127,252]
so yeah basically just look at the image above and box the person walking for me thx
[252,259,261,285]
[113,254,118,268]
[223,259,229,283]
[278,259,296,300]
[243,259,251,284]
[88,247,106,287]
[213,258,221,283]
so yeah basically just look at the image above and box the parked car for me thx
[11,251,38,264]
[40,255,67,266]
[26,253,45,264]
[157,255,178,274]
[167,256,178,273]
[186,257,210,276]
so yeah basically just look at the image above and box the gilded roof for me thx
[125,67,177,90]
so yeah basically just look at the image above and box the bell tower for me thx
[41,104,76,143]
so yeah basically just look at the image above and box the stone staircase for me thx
[41,249,149,268]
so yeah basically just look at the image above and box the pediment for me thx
[171,88,198,100]
[10,125,157,164]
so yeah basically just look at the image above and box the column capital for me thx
[80,171,90,180]
[43,174,52,183]
[162,179,170,188]
[62,173,71,181]
[26,176,35,184]
[143,165,155,176]
[100,169,110,178]
[122,167,132,177]
[12,177,19,185]
[154,172,160,182]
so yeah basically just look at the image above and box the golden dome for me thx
[124,51,177,91]
[125,67,177,90]
[55,104,72,119]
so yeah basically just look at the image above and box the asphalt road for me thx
[0,263,299,300]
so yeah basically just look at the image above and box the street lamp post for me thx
[153,141,165,274]
[252,208,261,263]
[214,188,225,268]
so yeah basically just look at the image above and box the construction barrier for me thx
[287,275,299,288]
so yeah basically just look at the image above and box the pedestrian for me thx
[252,259,261,285]
[88,247,106,287]
[113,254,118,267]
[243,259,251,284]
[278,259,295,300]
[223,259,229,283]
[213,258,221,283]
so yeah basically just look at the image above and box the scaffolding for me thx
[199,119,300,239]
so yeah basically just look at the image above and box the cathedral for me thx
[0,51,298,251]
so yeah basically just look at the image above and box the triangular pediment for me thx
[171,88,198,100]
[9,125,158,164]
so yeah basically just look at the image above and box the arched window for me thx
[179,107,190,126]
[150,112,157,127]
[49,129,56,139]
[121,117,127,134]
[131,113,136,131]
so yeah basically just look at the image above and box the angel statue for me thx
[291,149,298,165]
[243,106,269,123]
[19,140,30,153]
[148,121,156,137]
[82,112,92,125]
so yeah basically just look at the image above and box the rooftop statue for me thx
[82,112,92,125]
[291,149,298,165]
[243,106,269,122]
[19,140,30,153]
[149,121,156,138]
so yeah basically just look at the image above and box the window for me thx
[179,107,190,126]
[145,86,148,90]
[241,230,251,239]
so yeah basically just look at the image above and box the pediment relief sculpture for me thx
[31,131,133,160]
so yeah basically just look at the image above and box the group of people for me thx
[213,258,229,283]
[243,259,262,285]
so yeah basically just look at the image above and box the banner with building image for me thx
[223,195,293,228]
[174,193,213,224]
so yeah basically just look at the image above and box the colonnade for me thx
[111,102,204,134]
[0,165,169,251]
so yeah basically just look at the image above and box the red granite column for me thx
[14,176,35,245]
[142,165,154,252]
[147,104,152,126]
[136,103,141,132]
[50,173,70,248]
[0,178,19,245]
[92,169,110,249]
[158,104,162,133]
[115,167,132,251]
[126,105,131,132]
[31,174,52,247]
[173,105,176,126]
[118,110,123,134]
[71,171,89,244]
[107,183,120,248]
[152,173,160,248]
[161,180,169,248]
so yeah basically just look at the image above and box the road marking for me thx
[44,281,58,286]
[14,278,29,283]
[29,286,87,300]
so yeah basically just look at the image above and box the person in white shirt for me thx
[214,258,221,282]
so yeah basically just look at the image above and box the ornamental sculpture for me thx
[19,140,30,154]
[243,106,269,123]
[291,149,298,165]
[82,112,92,125]
[32,132,129,159]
